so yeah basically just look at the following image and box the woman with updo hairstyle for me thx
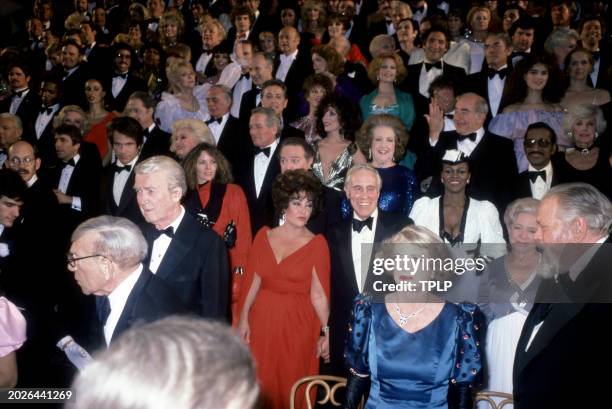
[462,6,492,73]
[292,73,334,144]
[561,48,611,108]
[312,94,367,190]
[237,169,330,409]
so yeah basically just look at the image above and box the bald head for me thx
[330,36,350,57]
[8,140,40,183]
[279,27,300,55]
[454,93,488,135]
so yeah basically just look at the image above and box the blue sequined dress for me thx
[345,295,483,409]
[341,165,417,218]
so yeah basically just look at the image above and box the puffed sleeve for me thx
[0,297,27,358]
[154,92,178,133]
[344,294,373,375]
[451,302,484,386]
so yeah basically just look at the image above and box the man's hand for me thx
[53,189,72,204]
[424,101,444,144]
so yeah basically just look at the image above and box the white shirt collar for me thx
[26,174,38,188]
[281,49,299,61]
[353,208,379,223]
[159,205,186,233]
[108,264,143,305]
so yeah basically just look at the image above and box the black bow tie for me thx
[528,170,546,183]
[39,106,53,115]
[385,19,393,26]
[457,132,477,142]
[113,72,128,79]
[591,50,601,60]
[487,67,508,79]
[444,113,454,120]
[152,226,174,239]
[511,51,527,60]
[206,117,222,125]
[254,146,271,157]
[12,89,28,98]
[352,216,373,233]
[96,296,111,326]
[239,72,250,81]
[425,61,442,72]
[113,163,132,173]
[62,158,76,168]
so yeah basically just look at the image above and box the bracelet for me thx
[320,325,330,336]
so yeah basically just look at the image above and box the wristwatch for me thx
[320,325,330,336]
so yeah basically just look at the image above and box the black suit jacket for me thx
[513,242,612,409]
[140,125,171,160]
[0,89,41,138]
[326,211,412,375]
[275,51,314,120]
[465,69,512,125]
[141,212,230,320]
[27,109,60,168]
[235,146,281,235]
[100,165,145,225]
[238,86,260,135]
[103,73,147,112]
[58,65,89,109]
[506,166,561,204]
[216,115,244,168]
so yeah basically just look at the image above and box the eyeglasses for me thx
[524,138,552,148]
[66,253,108,268]
[9,157,35,165]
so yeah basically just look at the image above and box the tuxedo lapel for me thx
[154,216,195,280]
[116,171,137,214]
[338,220,359,295]
[111,269,150,342]
[256,152,279,204]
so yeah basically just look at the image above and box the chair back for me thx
[475,391,515,409]
[289,375,363,409]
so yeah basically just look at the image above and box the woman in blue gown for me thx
[342,114,417,217]
[343,226,484,409]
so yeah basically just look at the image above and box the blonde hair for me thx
[166,59,195,94]
[170,119,214,154]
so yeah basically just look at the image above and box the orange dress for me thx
[240,227,330,409]
[84,111,116,158]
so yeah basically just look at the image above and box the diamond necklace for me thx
[394,303,426,327]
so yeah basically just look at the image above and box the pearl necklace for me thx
[394,303,426,327]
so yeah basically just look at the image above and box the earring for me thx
[281,211,286,222]
[595,132,599,139]
[368,149,372,161]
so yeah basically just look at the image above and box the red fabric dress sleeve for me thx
[312,235,331,299]
[235,227,268,326]
[225,184,252,271]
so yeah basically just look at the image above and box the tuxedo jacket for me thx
[465,69,512,125]
[142,212,230,320]
[0,89,41,138]
[326,211,412,375]
[84,43,112,78]
[140,125,171,160]
[513,241,612,409]
[216,115,244,168]
[103,73,147,112]
[57,65,89,109]
[425,130,518,211]
[100,165,145,225]
[235,147,281,235]
[505,167,562,205]
[238,86,260,131]
[26,109,59,168]
[274,51,314,119]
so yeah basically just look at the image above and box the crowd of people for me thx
[1,1,612,409]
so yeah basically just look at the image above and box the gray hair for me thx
[209,84,232,104]
[545,182,612,234]
[459,92,489,115]
[504,197,540,229]
[134,155,188,198]
[250,106,280,129]
[369,34,396,59]
[170,118,213,146]
[71,316,258,409]
[344,163,382,191]
[71,216,148,270]
[544,27,580,54]
[0,112,22,131]
[562,103,607,137]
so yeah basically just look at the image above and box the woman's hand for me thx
[237,316,250,344]
[316,334,330,363]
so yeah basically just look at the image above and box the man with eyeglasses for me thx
[507,122,560,203]
[102,43,146,112]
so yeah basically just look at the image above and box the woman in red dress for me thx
[237,170,331,409]
[183,143,252,320]
[83,78,116,165]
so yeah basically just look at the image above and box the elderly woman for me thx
[489,53,567,171]
[350,114,417,217]
[183,143,251,320]
[155,59,209,132]
[158,10,185,50]
[237,169,330,409]
[310,44,362,103]
[410,150,505,248]
[344,225,484,409]
[561,48,611,108]
[312,94,366,190]
[195,18,226,80]
[292,73,334,145]
[477,197,541,408]
[553,103,612,198]
[301,0,327,43]
[170,118,214,161]
[462,6,492,73]
[360,52,415,133]
[544,27,580,70]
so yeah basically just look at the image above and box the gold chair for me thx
[475,391,514,409]
[289,375,364,409]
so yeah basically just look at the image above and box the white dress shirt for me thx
[419,60,443,97]
[149,206,185,274]
[207,113,229,145]
[589,49,601,86]
[112,72,128,98]
[195,50,213,74]
[443,111,456,132]
[351,209,378,293]
[9,88,29,114]
[457,127,485,157]
[385,19,396,36]
[528,162,553,200]
[35,104,59,139]
[104,264,143,346]
[58,154,82,211]
[275,50,298,82]
[231,73,253,117]
[254,138,279,197]
[112,156,139,206]
[487,64,507,117]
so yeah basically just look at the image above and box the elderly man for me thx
[134,155,229,320]
[67,216,186,349]
[56,39,88,109]
[0,113,23,168]
[204,84,242,167]
[239,52,274,127]
[327,164,412,375]
[513,183,612,409]
[72,316,258,409]
[424,92,517,211]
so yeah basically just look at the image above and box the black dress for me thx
[552,150,612,199]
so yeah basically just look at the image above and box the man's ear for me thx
[571,217,589,241]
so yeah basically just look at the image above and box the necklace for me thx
[574,144,595,156]
[394,303,426,327]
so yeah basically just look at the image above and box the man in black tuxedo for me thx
[326,164,412,375]
[134,155,229,320]
[100,117,146,225]
[0,63,41,137]
[465,32,513,124]
[30,78,62,167]
[261,79,305,141]
[235,107,282,235]
[400,26,466,117]
[580,16,610,89]
[103,43,146,113]
[238,52,274,129]
[124,92,171,160]
[0,169,25,275]
[204,84,243,168]
[57,40,89,109]
[66,215,186,351]
[80,20,111,78]
[50,124,102,244]
[507,122,560,204]
[509,17,536,66]
[423,92,518,211]
[513,183,612,409]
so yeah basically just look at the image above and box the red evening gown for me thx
[239,227,330,409]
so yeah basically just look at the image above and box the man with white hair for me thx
[513,183,612,409]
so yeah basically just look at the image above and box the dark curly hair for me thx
[501,52,564,106]
[271,169,323,220]
[315,94,362,141]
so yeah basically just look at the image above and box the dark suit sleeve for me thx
[199,231,230,320]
